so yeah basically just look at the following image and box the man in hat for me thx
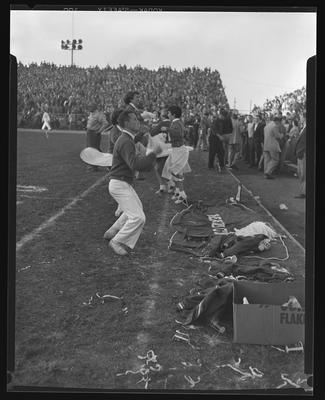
[263,116,284,179]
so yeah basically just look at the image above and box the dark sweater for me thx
[169,119,184,147]
[294,126,306,159]
[219,117,233,135]
[108,131,156,184]
[253,122,265,143]
[150,119,171,139]
[107,125,122,154]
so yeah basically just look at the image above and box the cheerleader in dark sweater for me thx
[162,106,191,204]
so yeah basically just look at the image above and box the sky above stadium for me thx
[10,9,316,112]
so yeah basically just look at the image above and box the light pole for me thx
[61,39,83,67]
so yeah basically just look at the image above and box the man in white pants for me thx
[42,109,52,138]
[104,110,162,256]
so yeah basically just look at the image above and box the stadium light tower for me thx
[61,39,83,67]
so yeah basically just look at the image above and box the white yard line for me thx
[226,169,305,254]
[137,195,170,353]
[17,185,48,192]
[17,194,76,200]
[16,174,108,252]
[18,128,109,136]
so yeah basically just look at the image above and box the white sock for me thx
[160,184,166,191]
[174,187,180,195]
[179,191,186,198]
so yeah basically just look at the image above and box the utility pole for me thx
[249,99,252,113]
[61,39,83,67]
[234,97,236,110]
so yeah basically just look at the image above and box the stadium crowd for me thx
[17,62,228,129]
[17,62,306,191]
[16,62,307,254]
[251,87,306,125]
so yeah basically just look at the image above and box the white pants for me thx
[108,179,146,249]
[42,121,51,130]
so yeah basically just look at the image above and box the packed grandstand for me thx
[17,62,306,131]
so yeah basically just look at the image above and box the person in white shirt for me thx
[41,109,52,138]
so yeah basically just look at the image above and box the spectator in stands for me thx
[263,116,284,179]
[17,63,229,130]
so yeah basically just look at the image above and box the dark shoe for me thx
[231,164,239,171]
[294,194,306,199]
[103,227,118,240]
[136,176,145,180]
[87,165,99,172]
[264,174,274,179]
[109,240,128,256]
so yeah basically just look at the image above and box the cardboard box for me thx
[233,280,305,345]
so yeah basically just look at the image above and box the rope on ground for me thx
[243,235,289,261]
[226,168,305,254]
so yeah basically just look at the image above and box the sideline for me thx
[16,174,108,252]
[226,168,305,254]
[18,128,110,136]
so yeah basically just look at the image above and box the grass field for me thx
[11,129,310,392]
